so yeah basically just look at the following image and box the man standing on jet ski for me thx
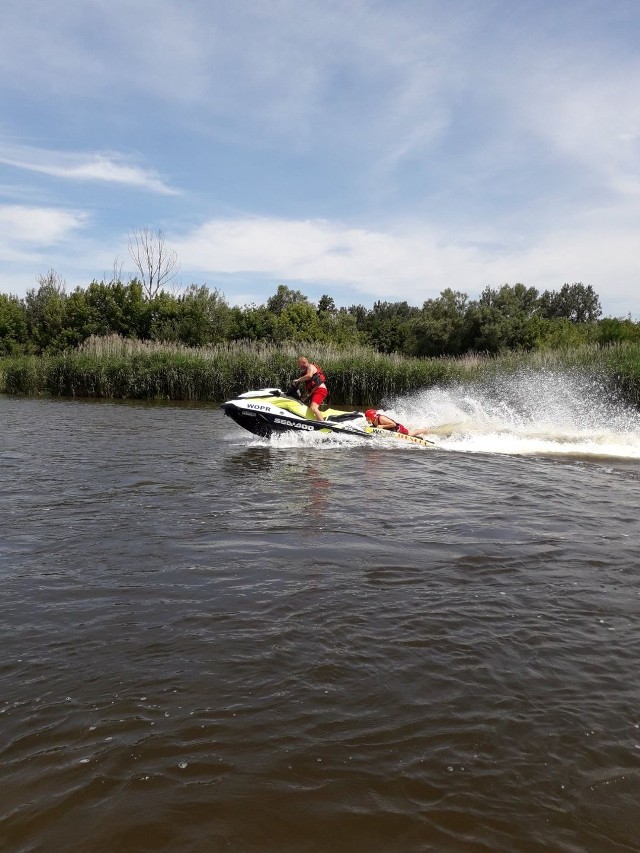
[292,357,328,421]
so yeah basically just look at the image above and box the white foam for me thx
[384,369,640,459]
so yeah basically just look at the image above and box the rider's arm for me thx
[376,415,395,430]
[294,365,316,384]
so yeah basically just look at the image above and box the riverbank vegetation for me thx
[1,273,640,405]
[3,274,640,359]
[2,335,640,407]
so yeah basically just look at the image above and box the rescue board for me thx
[367,426,437,448]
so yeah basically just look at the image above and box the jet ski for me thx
[221,387,371,439]
[221,387,437,447]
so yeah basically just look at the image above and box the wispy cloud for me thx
[0,144,178,194]
[0,1,462,155]
[0,204,87,263]
[0,204,87,244]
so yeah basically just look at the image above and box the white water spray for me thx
[385,369,640,459]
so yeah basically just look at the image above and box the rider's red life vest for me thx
[372,412,408,434]
[303,364,327,396]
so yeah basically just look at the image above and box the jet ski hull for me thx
[221,389,369,439]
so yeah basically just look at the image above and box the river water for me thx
[2,372,640,853]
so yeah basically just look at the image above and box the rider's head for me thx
[364,409,377,424]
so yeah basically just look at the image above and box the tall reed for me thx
[1,336,639,408]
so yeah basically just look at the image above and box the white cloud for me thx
[0,144,178,194]
[0,204,87,275]
[1,209,638,316]
[0,204,87,247]
[173,214,640,316]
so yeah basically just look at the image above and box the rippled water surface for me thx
[2,386,640,852]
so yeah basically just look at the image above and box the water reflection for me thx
[223,446,274,475]
[223,448,332,519]
[305,463,331,517]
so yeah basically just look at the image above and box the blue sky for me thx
[1,0,639,316]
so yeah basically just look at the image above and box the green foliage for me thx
[266,284,310,315]
[0,293,29,355]
[478,283,540,316]
[596,317,640,345]
[533,317,599,350]
[1,355,49,394]
[318,308,360,347]
[361,300,421,354]
[539,283,602,323]
[148,285,231,346]
[468,284,541,353]
[24,270,70,353]
[272,302,322,343]
[228,304,278,341]
[180,285,231,345]
[0,339,464,403]
[409,289,471,356]
[2,275,640,378]
[66,279,148,343]
[317,294,336,314]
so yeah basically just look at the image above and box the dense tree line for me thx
[1,272,639,359]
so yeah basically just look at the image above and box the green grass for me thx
[1,334,640,408]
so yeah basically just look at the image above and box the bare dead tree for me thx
[111,257,124,284]
[128,227,180,299]
[102,257,125,284]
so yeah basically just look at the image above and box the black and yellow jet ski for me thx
[221,387,436,448]
[221,387,368,439]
